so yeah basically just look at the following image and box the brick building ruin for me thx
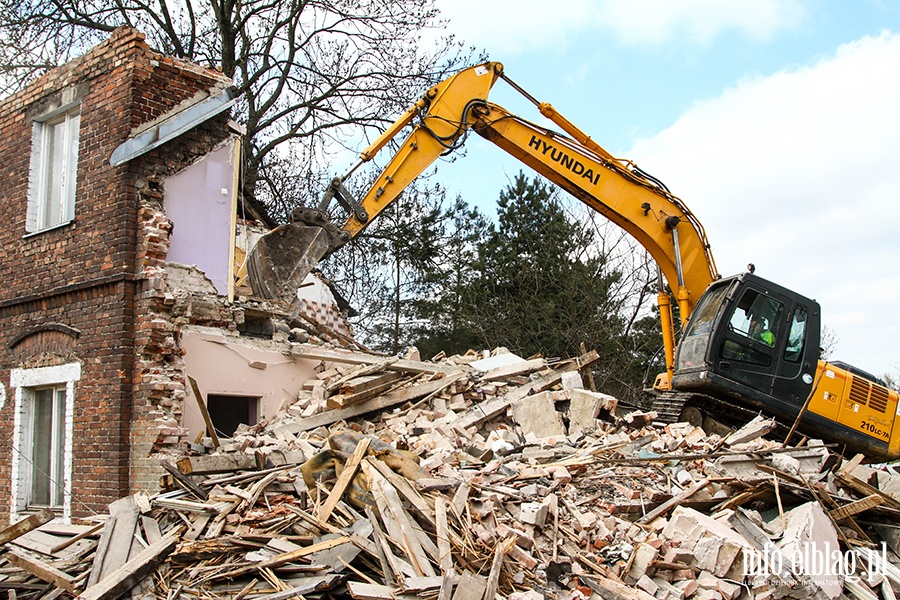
[0,27,351,523]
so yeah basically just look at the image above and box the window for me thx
[10,363,79,521]
[784,306,808,363]
[207,394,259,438]
[30,387,66,507]
[27,107,80,233]
[726,290,784,347]
[721,289,785,367]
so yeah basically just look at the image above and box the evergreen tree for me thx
[465,172,625,361]
[409,196,490,358]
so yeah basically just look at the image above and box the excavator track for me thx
[649,392,695,424]
[650,391,784,439]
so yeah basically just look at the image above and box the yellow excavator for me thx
[247,62,900,460]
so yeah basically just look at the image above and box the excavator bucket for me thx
[246,207,349,304]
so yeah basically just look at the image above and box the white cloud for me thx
[597,0,807,46]
[436,0,806,55]
[628,32,900,377]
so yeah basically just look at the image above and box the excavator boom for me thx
[248,61,718,380]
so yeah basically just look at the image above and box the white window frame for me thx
[10,363,79,523]
[26,104,80,234]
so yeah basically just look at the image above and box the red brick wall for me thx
[0,27,232,519]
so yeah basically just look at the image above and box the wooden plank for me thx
[836,471,900,512]
[325,357,400,393]
[449,481,470,528]
[6,549,79,593]
[51,522,104,554]
[78,528,181,600]
[176,453,257,475]
[402,576,443,593]
[88,496,140,586]
[12,529,93,558]
[480,357,546,381]
[830,494,884,521]
[152,497,227,514]
[187,375,220,448]
[183,513,212,542]
[366,457,434,525]
[339,371,404,395]
[327,378,405,409]
[318,437,370,525]
[278,372,464,434]
[435,497,454,579]
[581,573,657,600]
[455,351,600,431]
[637,478,710,524]
[364,461,436,578]
[450,571,486,600]
[347,582,397,600]
[140,517,162,545]
[291,345,461,375]
[252,574,342,599]
[0,508,55,546]
[203,535,352,583]
[484,538,514,600]
[160,460,208,500]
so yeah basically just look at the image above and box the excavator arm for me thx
[249,62,719,382]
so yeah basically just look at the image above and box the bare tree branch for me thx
[0,0,478,219]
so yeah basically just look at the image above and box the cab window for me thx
[721,289,784,366]
[784,306,807,363]
[727,290,784,347]
[683,283,728,340]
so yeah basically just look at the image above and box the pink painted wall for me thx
[164,139,237,296]
[180,329,319,440]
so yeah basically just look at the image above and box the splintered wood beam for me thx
[160,461,208,501]
[484,538,515,600]
[835,471,900,512]
[188,375,220,449]
[78,528,182,600]
[201,535,352,583]
[318,437,370,525]
[637,478,710,524]
[6,549,79,593]
[0,508,55,546]
[291,345,461,375]
[435,497,454,600]
[347,582,400,600]
[279,372,464,434]
[324,357,399,393]
[829,494,884,521]
[365,461,436,578]
[366,457,434,525]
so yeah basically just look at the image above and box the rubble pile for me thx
[3,344,900,599]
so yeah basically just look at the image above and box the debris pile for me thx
[3,345,900,599]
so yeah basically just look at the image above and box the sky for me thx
[413,0,900,380]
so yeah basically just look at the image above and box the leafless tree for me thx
[0,0,476,219]
[819,324,838,361]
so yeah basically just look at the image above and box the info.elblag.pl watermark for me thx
[743,541,887,587]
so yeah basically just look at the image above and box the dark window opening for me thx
[207,395,259,438]
[238,312,275,339]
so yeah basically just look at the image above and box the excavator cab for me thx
[672,272,822,422]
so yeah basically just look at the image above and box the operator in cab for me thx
[750,314,775,346]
